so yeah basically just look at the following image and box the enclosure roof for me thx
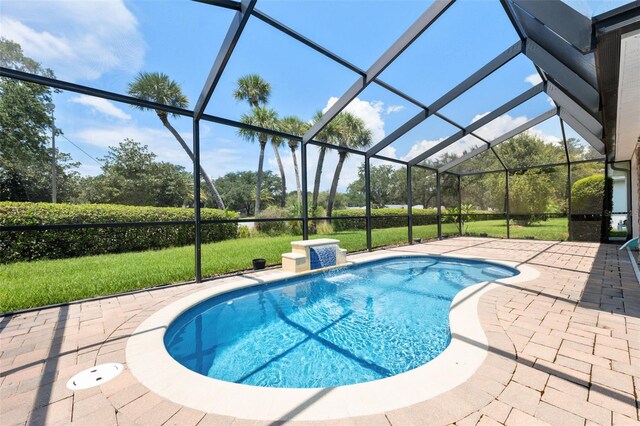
[2,0,639,173]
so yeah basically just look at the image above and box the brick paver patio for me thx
[1,238,639,425]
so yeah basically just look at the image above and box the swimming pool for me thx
[164,256,518,388]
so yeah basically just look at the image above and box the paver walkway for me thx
[1,238,638,425]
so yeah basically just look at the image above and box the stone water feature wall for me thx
[282,238,347,273]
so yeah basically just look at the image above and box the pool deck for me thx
[1,237,639,425]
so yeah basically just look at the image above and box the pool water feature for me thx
[281,239,346,273]
[309,245,337,269]
[164,256,518,388]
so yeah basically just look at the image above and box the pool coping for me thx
[125,250,540,421]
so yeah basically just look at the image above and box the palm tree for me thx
[233,74,288,209]
[233,74,271,107]
[270,135,287,208]
[279,116,310,205]
[326,113,372,217]
[310,111,341,215]
[238,105,279,215]
[127,72,225,209]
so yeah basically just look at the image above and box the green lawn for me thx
[465,218,569,240]
[0,218,568,312]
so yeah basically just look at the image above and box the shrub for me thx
[441,207,460,224]
[0,202,238,263]
[254,206,288,236]
[572,174,605,213]
[331,208,438,231]
[315,221,334,234]
[570,174,609,242]
[237,225,253,238]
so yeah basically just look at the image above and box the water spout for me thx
[309,245,337,270]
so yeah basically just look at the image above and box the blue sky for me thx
[1,0,617,191]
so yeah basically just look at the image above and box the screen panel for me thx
[204,16,359,134]
[379,0,520,106]
[461,172,507,238]
[1,1,236,103]
[509,166,568,240]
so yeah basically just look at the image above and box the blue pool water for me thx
[164,256,517,388]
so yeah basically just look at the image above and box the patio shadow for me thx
[578,244,640,318]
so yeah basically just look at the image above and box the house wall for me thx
[632,143,639,239]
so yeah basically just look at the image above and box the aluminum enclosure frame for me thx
[1,0,631,283]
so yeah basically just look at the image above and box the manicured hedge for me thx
[0,202,238,263]
[572,175,604,213]
[570,174,612,242]
[332,208,439,231]
[330,208,506,231]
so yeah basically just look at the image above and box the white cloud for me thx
[73,126,192,173]
[402,137,446,161]
[523,74,555,105]
[72,124,256,178]
[471,113,528,140]
[400,111,564,163]
[470,113,561,145]
[439,137,484,158]
[528,128,562,145]
[74,126,181,150]
[0,1,145,81]
[378,146,397,159]
[371,146,403,170]
[385,105,405,114]
[525,73,543,86]
[323,96,386,143]
[1,18,73,61]
[401,135,484,163]
[69,95,132,120]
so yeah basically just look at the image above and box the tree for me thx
[83,139,191,207]
[347,164,406,208]
[326,113,372,217]
[214,170,282,216]
[411,167,437,209]
[233,74,271,107]
[508,169,554,225]
[495,132,565,168]
[566,137,603,161]
[310,110,341,215]
[448,148,501,174]
[317,191,348,211]
[459,172,505,211]
[127,72,225,209]
[0,38,80,202]
[238,105,279,215]
[279,116,309,206]
[234,74,288,210]
[271,135,287,208]
[419,132,572,213]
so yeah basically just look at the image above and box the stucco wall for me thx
[633,143,639,239]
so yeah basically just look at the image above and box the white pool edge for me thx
[125,250,540,421]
